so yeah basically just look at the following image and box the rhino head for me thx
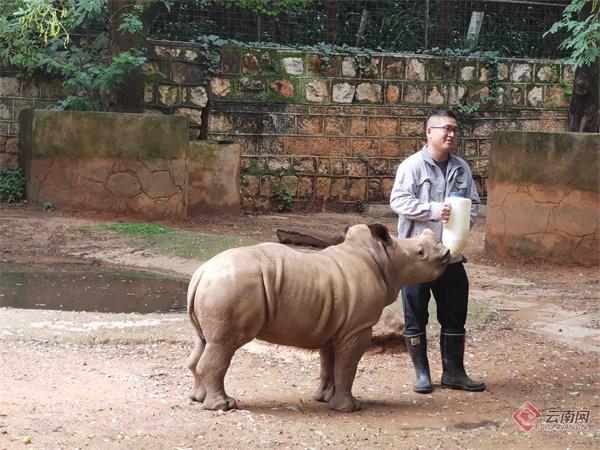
[345,224,451,300]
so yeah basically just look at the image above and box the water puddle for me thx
[0,262,188,313]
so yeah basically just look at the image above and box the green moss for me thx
[505,236,540,258]
[428,59,457,81]
[259,50,289,77]
[226,86,299,103]
[491,131,600,192]
[307,53,341,77]
[220,48,241,74]
[28,111,188,160]
[189,141,223,163]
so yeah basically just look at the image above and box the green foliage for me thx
[0,166,26,203]
[544,0,600,67]
[151,1,561,59]
[118,12,144,35]
[58,50,146,111]
[190,34,228,82]
[217,0,312,17]
[243,159,270,176]
[454,53,501,115]
[43,201,55,211]
[14,0,70,45]
[304,41,377,77]
[564,83,574,96]
[0,0,164,110]
[456,102,480,114]
[283,158,297,176]
[274,183,294,212]
[1,1,103,78]
[313,42,333,71]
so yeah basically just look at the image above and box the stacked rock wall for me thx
[143,42,570,211]
[2,41,572,212]
[0,62,65,168]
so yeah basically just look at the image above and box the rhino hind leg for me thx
[314,344,335,402]
[327,328,372,413]
[187,336,207,402]
[197,342,239,411]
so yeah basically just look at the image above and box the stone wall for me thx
[143,41,570,211]
[3,41,571,212]
[0,63,65,168]
[485,131,599,266]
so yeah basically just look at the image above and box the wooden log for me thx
[275,227,345,248]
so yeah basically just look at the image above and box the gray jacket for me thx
[389,145,480,263]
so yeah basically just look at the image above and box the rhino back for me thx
[257,243,389,347]
[192,243,389,348]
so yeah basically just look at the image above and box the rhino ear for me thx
[368,223,391,243]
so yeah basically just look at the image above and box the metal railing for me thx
[149,0,570,58]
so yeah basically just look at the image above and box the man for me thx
[390,109,485,394]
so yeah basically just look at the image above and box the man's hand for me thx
[440,203,452,224]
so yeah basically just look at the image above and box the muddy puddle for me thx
[0,262,188,313]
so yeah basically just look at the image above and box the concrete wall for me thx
[485,131,600,265]
[20,110,189,220]
[188,140,241,216]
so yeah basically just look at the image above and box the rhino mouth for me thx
[441,248,451,265]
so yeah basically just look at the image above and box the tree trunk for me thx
[325,0,338,44]
[424,0,430,49]
[568,61,600,133]
[107,0,160,113]
[435,0,454,48]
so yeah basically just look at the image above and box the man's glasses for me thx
[430,125,461,136]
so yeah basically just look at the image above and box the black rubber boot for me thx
[440,329,486,392]
[404,331,432,394]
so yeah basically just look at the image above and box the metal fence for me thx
[149,0,570,59]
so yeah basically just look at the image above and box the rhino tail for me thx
[186,265,205,341]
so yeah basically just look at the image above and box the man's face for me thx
[426,116,459,153]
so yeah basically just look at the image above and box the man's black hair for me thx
[427,109,458,122]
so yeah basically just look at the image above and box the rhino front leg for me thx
[197,342,238,411]
[187,336,207,402]
[327,328,372,413]
[314,343,335,402]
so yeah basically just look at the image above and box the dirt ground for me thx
[1,203,599,449]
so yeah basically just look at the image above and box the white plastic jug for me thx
[442,192,472,257]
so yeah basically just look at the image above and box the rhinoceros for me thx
[186,224,450,412]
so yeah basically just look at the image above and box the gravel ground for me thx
[1,203,598,449]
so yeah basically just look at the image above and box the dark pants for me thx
[402,262,469,335]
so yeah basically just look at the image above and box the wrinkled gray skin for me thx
[186,224,450,413]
